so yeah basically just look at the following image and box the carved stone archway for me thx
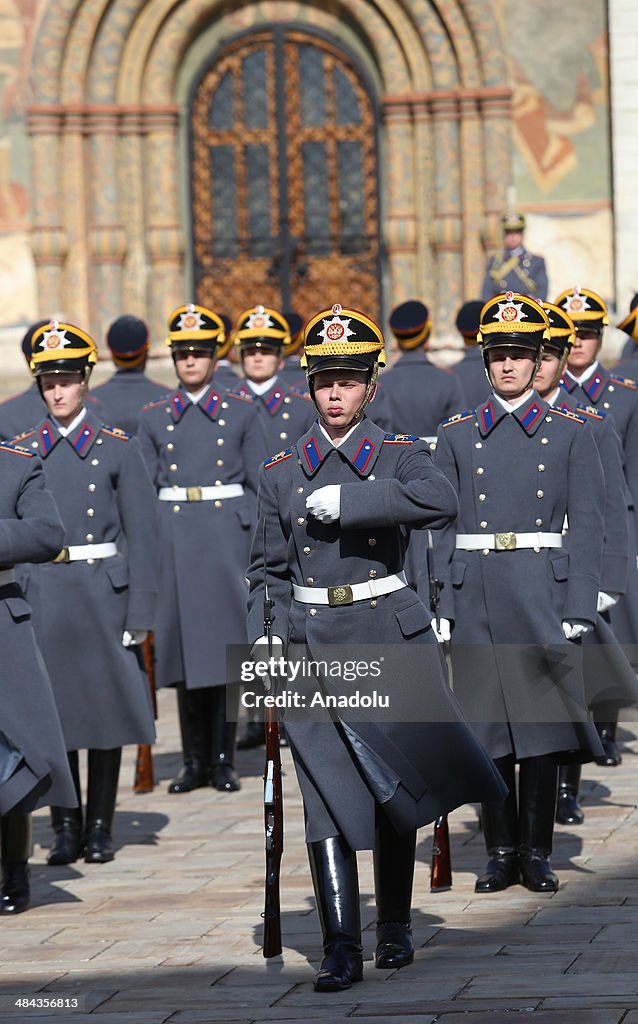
[27,0,512,344]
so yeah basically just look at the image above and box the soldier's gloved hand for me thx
[306,485,341,523]
[430,617,451,643]
[122,630,148,647]
[250,635,285,691]
[597,591,619,613]
[562,620,592,641]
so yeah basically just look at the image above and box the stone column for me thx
[87,108,127,342]
[458,91,484,299]
[26,106,68,319]
[430,93,463,328]
[380,101,419,319]
[61,106,90,328]
[479,88,513,259]
[119,108,149,323]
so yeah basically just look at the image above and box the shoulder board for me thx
[575,404,605,421]
[610,374,637,390]
[9,429,36,444]
[225,389,254,403]
[553,408,585,424]
[264,447,294,469]
[141,396,169,412]
[383,433,418,444]
[0,441,34,457]
[441,410,474,428]
[101,425,132,441]
[288,387,312,402]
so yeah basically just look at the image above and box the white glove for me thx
[562,620,592,641]
[122,630,148,647]
[306,485,341,523]
[250,635,285,692]
[431,617,451,643]
[597,591,619,613]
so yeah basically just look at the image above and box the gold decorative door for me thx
[189,27,381,324]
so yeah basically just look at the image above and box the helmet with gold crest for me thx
[301,303,386,416]
[233,304,291,355]
[30,320,98,381]
[166,303,226,354]
[478,291,550,390]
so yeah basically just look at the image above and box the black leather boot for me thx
[555,763,583,825]
[48,750,84,865]
[307,835,363,992]
[518,754,559,893]
[210,686,240,792]
[1,815,31,914]
[84,748,121,863]
[373,808,416,969]
[595,720,622,766]
[236,719,265,750]
[475,754,520,893]
[168,685,210,793]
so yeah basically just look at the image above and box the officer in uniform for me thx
[13,321,157,865]
[231,305,315,750]
[433,291,604,894]
[452,300,491,409]
[614,295,638,375]
[90,315,166,434]
[556,286,638,763]
[137,304,266,793]
[373,300,465,440]
[1,442,76,912]
[535,302,637,824]
[247,303,505,991]
[481,210,548,303]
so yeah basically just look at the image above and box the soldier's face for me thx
[40,372,84,426]
[242,345,283,383]
[568,329,601,373]
[173,348,215,390]
[486,346,536,400]
[313,370,369,435]
[504,231,523,249]
[534,350,562,398]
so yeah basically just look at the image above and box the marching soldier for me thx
[231,305,315,750]
[90,315,166,434]
[137,304,266,793]
[373,301,465,439]
[247,303,505,991]
[452,300,491,409]
[13,321,157,865]
[1,442,76,912]
[536,302,637,823]
[556,286,638,763]
[614,295,638,375]
[433,292,604,894]
[481,210,548,303]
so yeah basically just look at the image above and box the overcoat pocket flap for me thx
[104,558,129,589]
[395,601,430,638]
[550,554,569,581]
[235,502,252,529]
[451,559,468,586]
[4,596,31,622]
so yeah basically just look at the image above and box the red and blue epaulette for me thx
[101,425,131,441]
[8,429,36,445]
[610,374,637,390]
[225,389,254,404]
[383,433,418,444]
[553,407,585,425]
[0,441,33,457]
[575,404,605,421]
[264,447,294,469]
[440,411,474,428]
[141,396,169,411]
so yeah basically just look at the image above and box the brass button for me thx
[475,442,482,449]
[222,401,229,409]
[173,505,180,512]
[309,608,317,616]
[284,396,291,404]
[86,533,94,542]
[214,500,222,508]
[96,438,103,445]
[476,467,484,475]
[370,600,377,608]
[609,385,615,393]
[536,518,543,526]
[369,569,377,579]
[368,538,376,546]
[480,521,487,529]
[217,438,224,446]
[604,402,610,409]
[217,459,224,466]
[306,577,314,586]
[87,558,95,565]
[88,483,96,492]
[478,494,486,502]
[91,458,99,466]
[482,549,489,556]
[538,464,545,471]
[166,424,174,432]
[297,517,305,525]
[283,412,290,420]
[167,443,174,451]
[536,490,544,498]
[369,474,375,481]
[215,480,222,486]
[219,419,226,426]
[87,508,95,517]
[169,463,177,471]
[165,406,171,413]
[546,415,552,423]
[303,546,311,554]
[280,432,288,440]
[31,442,38,449]
[297,486,304,493]
[541,437,549,445]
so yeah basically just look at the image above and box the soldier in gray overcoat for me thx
[481,210,548,303]
[536,302,638,824]
[556,286,638,762]
[14,321,157,866]
[451,300,491,409]
[90,315,166,434]
[433,292,604,895]
[0,442,76,913]
[137,304,267,794]
[246,303,506,992]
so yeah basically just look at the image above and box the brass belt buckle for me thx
[186,486,202,502]
[328,585,353,607]
[53,547,70,564]
[495,532,516,551]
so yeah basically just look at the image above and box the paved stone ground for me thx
[2,690,638,1024]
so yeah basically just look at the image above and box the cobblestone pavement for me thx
[2,689,638,1024]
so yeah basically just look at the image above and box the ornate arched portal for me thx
[26,0,512,346]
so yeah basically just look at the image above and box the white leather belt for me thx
[53,543,118,564]
[0,568,16,586]
[456,532,563,551]
[158,485,244,502]
[293,571,408,607]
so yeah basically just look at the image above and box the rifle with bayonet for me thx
[133,632,157,793]
[427,530,453,892]
[262,523,283,957]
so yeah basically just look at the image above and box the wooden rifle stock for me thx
[430,814,452,892]
[133,633,157,793]
[262,701,283,957]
